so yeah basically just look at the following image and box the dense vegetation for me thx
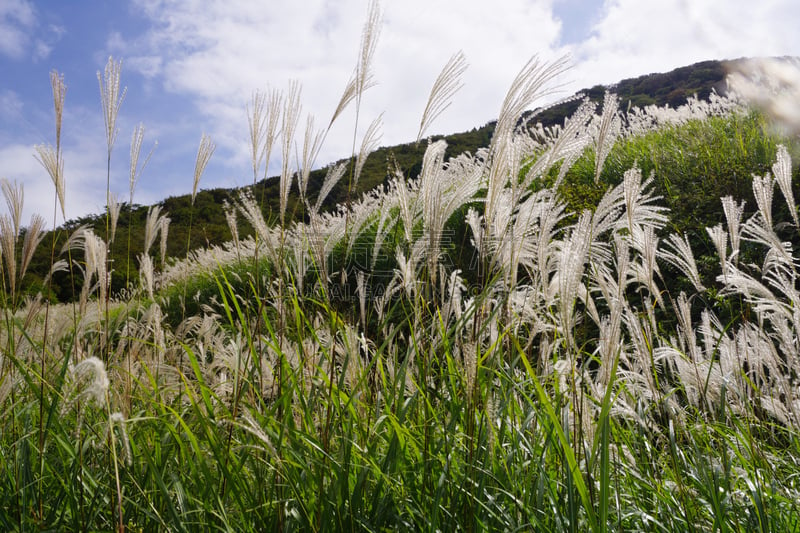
[23,58,733,304]
[2,5,800,529]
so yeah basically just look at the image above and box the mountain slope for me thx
[25,58,740,301]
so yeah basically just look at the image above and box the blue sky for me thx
[1,0,798,226]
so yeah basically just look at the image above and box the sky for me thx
[0,0,798,226]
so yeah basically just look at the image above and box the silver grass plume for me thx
[0,216,17,297]
[280,80,302,225]
[236,190,279,265]
[63,356,109,412]
[752,171,775,229]
[129,123,156,202]
[593,91,621,183]
[524,98,595,190]
[353,114,383,189]
[772,144,797,227]
[108,192,121,243]
[630,225,662,307]
[313,162,347,214]
[721,196,745,265]
[20,214,46,288]
[139,253,154,299]
[395,173,418,245]
[416,51,468,143]
[298,114,324,201]
[555,211,592,350]
[707,223,729,276]
[144,205,163,255]
[419,139,448,283]
[34,144,65,219]
[159,215,170,266]
[329,0,382,127]
[493,55,569,144]
[356,270,367,331]
[659,233,705,292]
[356,0,381,101]
[2,178,23,239]
[50,70,66,149]
[107,412,132,466]
[248,89,267,182]
[223,200,239,249]
[98,56,126,157]
[621,167,668,235]
[77,229,108,310]
[371,195,396,269]
[193,133,215,205]
[248,88,283,183]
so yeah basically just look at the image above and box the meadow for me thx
[2,4,800,531]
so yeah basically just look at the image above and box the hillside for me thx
[26,58,736,301]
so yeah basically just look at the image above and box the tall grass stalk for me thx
[98,56,125,364]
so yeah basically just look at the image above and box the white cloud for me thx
[125,0,568,183]
[0,0,35,59]
[571,0,800,88]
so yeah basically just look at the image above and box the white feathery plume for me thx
[159,215,170,266]
[20,214,46,286]
[772,144,797,227]
[629,225,662,307]
[236,190,279,264]
[394,247,420,299]
[419,139,448,283]
[129,123,156,202]
[721,196,745,265]
[144,205,162,255]
[706,223,729,277]
[64,356,109,411]
[395,174,418,245]
[620,166,668,235]
[416,50,468,143]
[593,91,621,183]
[193,133,215,205]
[554,211,592,349]
[493,55,570,144]
[659,232,705,292]
[1,178,23,239]
[223,200,239,248]
[371,196,396,270]
[353,114,383,189]
[298,114,324,201]
[280,80,302,225]
[0,216,17,296]
[313,162,347,214]
[524,98,595,189]
[50,69,66,147]
[329,0,381,129]
[356,270,367,330]
[108,412,132,466]
[248,89,267,182]
[355,0,382,106]
[108,192,121,243]
[752,171,775,229]
[98,56,126,157]
[34,144,65,219]
[139,253,154,299]
[248,88,282,184]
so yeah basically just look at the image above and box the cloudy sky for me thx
[0,0,798,225]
